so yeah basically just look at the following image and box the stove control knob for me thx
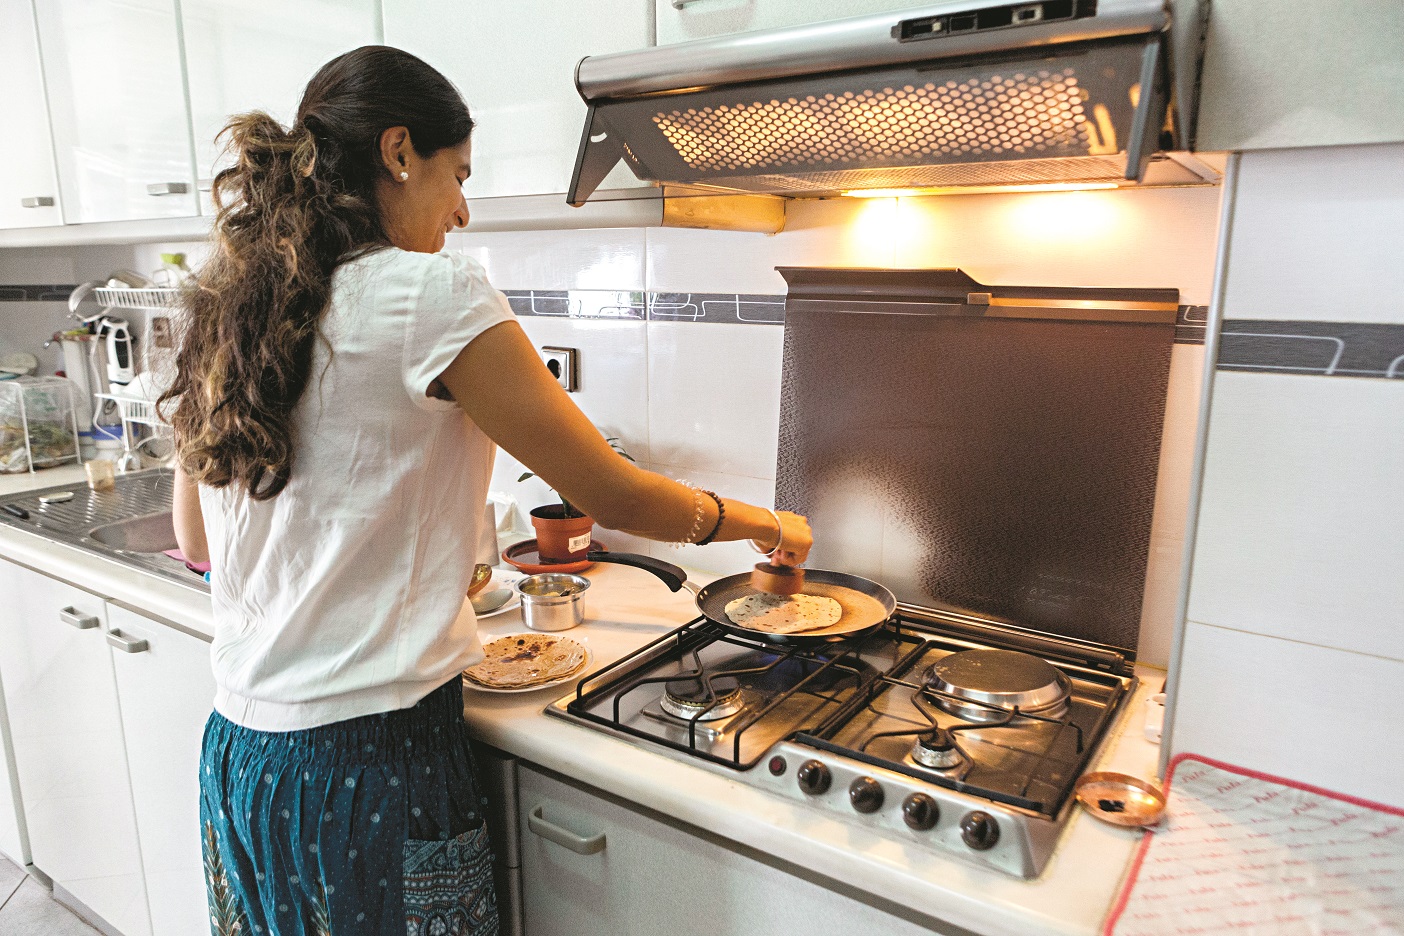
[848,777,884,814]
[902,793,940,831]
[960,811,1000,850]
[796,760,831,796]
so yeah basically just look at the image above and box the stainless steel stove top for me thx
[546,604,1136,878]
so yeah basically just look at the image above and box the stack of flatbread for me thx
[464,633,588,690]
[724,593,844,635]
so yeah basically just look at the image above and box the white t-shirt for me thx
[201,248,515,731]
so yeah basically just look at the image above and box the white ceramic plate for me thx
[462,635,592,695]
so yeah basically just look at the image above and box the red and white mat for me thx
[1104,753,1404,936]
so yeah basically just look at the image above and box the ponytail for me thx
[161,46,472,500]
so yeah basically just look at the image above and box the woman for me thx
[164,46,811,935]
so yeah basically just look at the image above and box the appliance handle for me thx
[527,805,606,855]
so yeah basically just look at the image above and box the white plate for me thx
[462,635,592,694]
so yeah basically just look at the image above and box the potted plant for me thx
[520,437,634,562]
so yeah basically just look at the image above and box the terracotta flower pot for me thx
[530,504,595,562]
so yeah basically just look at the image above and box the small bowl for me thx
[514,573,591,632]
[1074,772,1167,828]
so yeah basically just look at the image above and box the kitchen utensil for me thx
[463,636,592,694]
[470,588,514,616]
[502,538,602,574]
[585,552,895,645]
[515,572,591,631]
[98,317,134,389]
[1074,772,1166,828]
[2,504,30,520]
[750,561,805,594]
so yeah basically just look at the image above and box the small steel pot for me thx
[515,573,591,631]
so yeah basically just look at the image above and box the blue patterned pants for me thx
[199,679,500,935]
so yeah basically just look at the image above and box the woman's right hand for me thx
[769,510,813,568]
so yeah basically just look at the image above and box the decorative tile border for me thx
[0,284,79,302]
[1216,320,1404,379]
[503,289,785,324]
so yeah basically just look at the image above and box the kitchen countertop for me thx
[0,472,1159,935]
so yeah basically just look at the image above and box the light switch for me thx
[540,346,579,392]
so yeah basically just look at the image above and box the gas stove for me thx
[546,604,1136,878]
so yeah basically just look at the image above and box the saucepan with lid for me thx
[585,551,895,645]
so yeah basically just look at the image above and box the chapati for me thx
[724,592,844,634]
[464,633,587,688]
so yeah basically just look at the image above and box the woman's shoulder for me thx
[342,248,490,297]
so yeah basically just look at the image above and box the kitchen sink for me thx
[0,469,207,592]
[86,512,178,554]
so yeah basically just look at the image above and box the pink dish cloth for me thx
[163,548,212,574]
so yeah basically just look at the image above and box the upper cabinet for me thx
[656,0,924,45]
[0,0,63,229]
[181,0,382,186]
[384,0,655,200]
[33,0,198,223]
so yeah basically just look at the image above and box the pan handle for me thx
[586,551,688,592]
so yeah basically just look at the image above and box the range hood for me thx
[569,0,1211,205]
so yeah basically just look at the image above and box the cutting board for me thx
[1104,753,1404,935]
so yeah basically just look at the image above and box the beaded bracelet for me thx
[694,490,725,545]
[670,481,706,548]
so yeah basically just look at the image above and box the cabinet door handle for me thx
[146,182,190,196]
[106,629,149,654]
[670,0,709,7]
[59,607,100,630]
[527,805,606,855]
[21,196,56,208]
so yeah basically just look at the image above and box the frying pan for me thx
[585,551,896,645]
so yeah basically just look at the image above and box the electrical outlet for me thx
[540,346,579,391]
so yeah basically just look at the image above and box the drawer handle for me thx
[670,0,709,7]
[59,607,99,630]
[146,182,190,196]
[106,629,149,654]
[527,805,606,855]
[21,196,55,208]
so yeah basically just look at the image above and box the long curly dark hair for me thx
[161,46,473,499]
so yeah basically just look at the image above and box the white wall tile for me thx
[1137,344,1207,667]
[450,228,647,290]
[650,465,776,576]
[1189,371,1404,661]
[1171,621,1404,809]
[1225,143,1404,323]
[894,185,1223,304]
[645,196,896,294]
[646,321,783,480]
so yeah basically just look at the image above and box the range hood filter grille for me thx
[576,36,1163,201]
[654,68,1099,173]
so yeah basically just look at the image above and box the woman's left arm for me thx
[172,462,209,564]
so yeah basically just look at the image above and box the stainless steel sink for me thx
[0,469,208,592]
[87,512,179,554]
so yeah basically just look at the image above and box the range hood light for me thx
[841,182,1122,198]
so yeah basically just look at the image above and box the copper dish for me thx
[1074,772,1167,828]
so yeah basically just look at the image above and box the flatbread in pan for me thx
[464,633,587,689]
[724,593,843,634]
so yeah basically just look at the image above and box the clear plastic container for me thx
[0,377,81,473]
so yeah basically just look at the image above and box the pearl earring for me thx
[399,171,408,181]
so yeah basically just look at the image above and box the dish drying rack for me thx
[91,286,180,311]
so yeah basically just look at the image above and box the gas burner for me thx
[925,648,1071,724]
[661,675,743,721]
[910,729,964,771]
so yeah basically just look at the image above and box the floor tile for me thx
[0,877,102,935]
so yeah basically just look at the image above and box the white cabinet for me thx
[0,563,152,936]
[383,0,655,199]
[180,0,382,186]
[33,0,198,223]
[657,0,926,45]
[518,763,936,936]
[0,0,63,229]
[106,604,215,936]
[0,665,28,866]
